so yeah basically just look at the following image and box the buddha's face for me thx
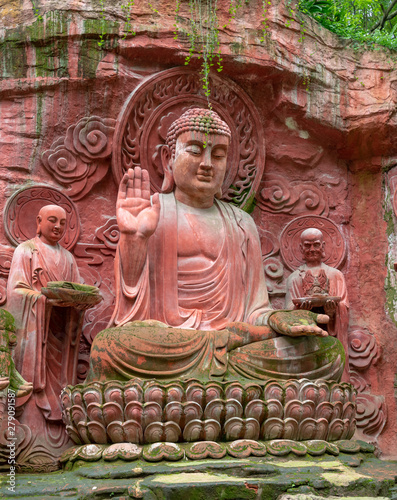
[300,232,325,265]
[171,131,229,207]
[37,206,67,246]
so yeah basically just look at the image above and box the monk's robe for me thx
[6,236,85,466]
[86,193,344,383]
[285,263,349,381]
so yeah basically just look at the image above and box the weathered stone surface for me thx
[3,453,397,499]
[0,0,397,460]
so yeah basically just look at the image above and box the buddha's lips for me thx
[197,172,213,182]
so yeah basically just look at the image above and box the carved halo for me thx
[280,215,346,271]
[3,185,80,250]
[112,67,265,210]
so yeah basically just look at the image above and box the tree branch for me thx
[370,0,397,31]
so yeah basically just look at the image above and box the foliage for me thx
[298,0,397,50]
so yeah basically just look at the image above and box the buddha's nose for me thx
[200,149,212,168]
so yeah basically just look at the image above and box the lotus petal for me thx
[267,399,283,419]
[144,385,165,406]
[205,383,223,403]
[243,383,262,403]
[71,388,83,407]
[283,417,299,440]
[245,399,267,423]
[124,383,143,403]
[165,384,184,403]
[183,419,221,442]
[342,402,356,421]
[185,383,205,407]
[71,405,86,427]
[224,417,260,441]
[77,422,91,444]
[125,401,143,424]
[327,418,344,441]
[263,381,283,402]
[284,380,300,403]
[298,417,317,440]
[225,382,244,404]
[142,402,162,429]
[261,417,284,440]
[65,425,83,445]
[315,401,334,421]
[285,400,315,422]
[103,401,124,425]
[83,387,102,406]
[122,420,143,444]
[144,422,181,443]
[87,403,105,425]
[87,421,108,444]
[107,421,125,443]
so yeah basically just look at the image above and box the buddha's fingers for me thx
[142,168,151,200]
[151,192,161,213]
[133,166,142,198]
[289,324,328,337]
[118,171,130,200]
[126,168,136,199]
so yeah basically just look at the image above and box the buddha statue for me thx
[85,108,345,384]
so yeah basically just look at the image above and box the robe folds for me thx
[110,192,273,329]
[7,236,84,421]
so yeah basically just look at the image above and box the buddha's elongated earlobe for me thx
[160,144,175,193]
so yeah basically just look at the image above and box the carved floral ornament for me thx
[42,116,116,200]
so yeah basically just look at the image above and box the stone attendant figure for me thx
[285,227,349,381]
[87,108,345,383]
[6,205,87,468]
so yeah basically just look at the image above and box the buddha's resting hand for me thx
[117,167,160,238]
[269,310,329,337]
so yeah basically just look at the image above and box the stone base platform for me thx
[2,444,397,499]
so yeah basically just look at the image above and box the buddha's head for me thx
[300,228,326,265]
[161,108,231,207]
[36,204,67,246]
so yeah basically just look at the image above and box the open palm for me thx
[117,167,160,238]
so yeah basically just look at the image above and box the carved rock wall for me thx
[1,0,397,457]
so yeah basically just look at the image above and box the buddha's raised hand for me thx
[117,167,161,238]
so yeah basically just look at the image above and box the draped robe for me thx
[7,236,84,421]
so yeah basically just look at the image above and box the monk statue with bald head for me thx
[285,227,350,381]
[86,108,346,384]
[6,204,99,468]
